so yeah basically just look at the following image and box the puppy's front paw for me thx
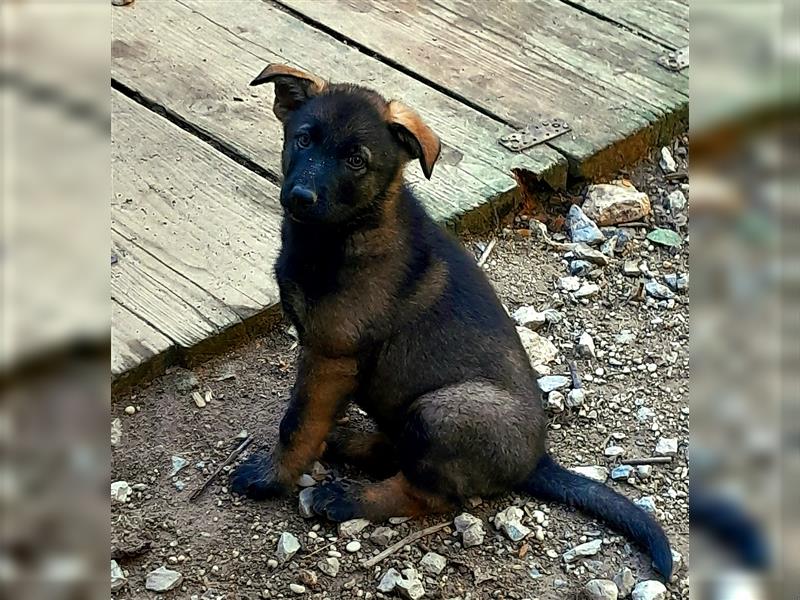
[311,480,363,522]
[229,452,288,500]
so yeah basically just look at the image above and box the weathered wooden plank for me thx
[111,299,174,379]
[566,0,689,49]
[111,229,242,349]
[111,0,568,231]
[112,90,283,325]
[279,0,689,178]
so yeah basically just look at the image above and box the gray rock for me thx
[289,583,306,595]
[566,388,586,408]
[111,560,126,591]
[397,569,425,600]
[454,512,480,533]
[111,481,132,504]
[563,539,602,562]
[611,465,634,480]
[664,272,689,291]
[570,259,593,277]
[173,480,186,491]
[420,551,447,575]
[543,308,563,324]
[636,407,655,422]
[572,244,610,266]
[659,147,677,174]
[671,548,683,572]
[277,532,301,563]
[298,487,315,518]
[512,306,547,331]
[338,518,370,537]
[622,260,640,276]
[170,456,189,477]
[389,516,411,525]
[145,566,183,593]
[370,526,396,546]
[377,568,403,593]
[655,437,679,456]
[317,557,340,577]
[493,506,531,541]
[546,391,565,413]
[585,579,619,600]
[632,580,667,600]
[559,275,582,291]
[454,513,485,547]
[584,183,652,226]
[575,283,600,299]
[577,332,596,357]
[635,496,657,514]
[613,567,636,597]
[296,474,316,487]
[645,280,675,300]
[568,204,605,245]
[604,445,625,458]
[636,465,653,480]
[570,466,608,483]
[537,375,570,393]
[667,189,687,213]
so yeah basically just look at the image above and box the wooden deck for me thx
[111,0,688,391]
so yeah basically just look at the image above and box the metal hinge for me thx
[657,46,689,71]
[499,118,572,152]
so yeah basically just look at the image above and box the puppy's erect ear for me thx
[387,100,441,179]
[250,63,327,122]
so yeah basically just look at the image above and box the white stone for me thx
[570,466,608,483]
[318,557,340,577]
[111,481,132,503]
[636,465,653,480]
[537,375,570,393]
[397,576,425,600]
[111,418,122,446]
[563,539,602,562]
[276,532,300,563]
[585,579,619,600]
[604,445,625,458]
[145,566,183,592]
[517,327,558,367]
[298,487,315,518]
[296,474,316,487]
[111,560,126,591]
[636,496,657,514]
[338,518,370,537]
[546,391,565,412]
[632,580,667,600]
[454,513,486,547]
[377,568,403,593]
[559,276,582,291]
[170,456,189,477]
[420,551,447,575]
[512,306,547,331]
[577,332,596,357]
[289,583,306,595]
[583,183,652,226]
[493,506,531,541]
[345,540,361,553]
[566,388,586,408]
[659,147,677,173]
[575,283,600,299]
[613,567,636,597]
[655,437,679,456]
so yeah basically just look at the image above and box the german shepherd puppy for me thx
[231,63,673,578]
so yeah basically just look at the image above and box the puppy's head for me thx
[251,63,441,226]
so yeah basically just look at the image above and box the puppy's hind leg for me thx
[324,426,399,478]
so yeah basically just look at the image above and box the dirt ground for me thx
[111,140,690,600]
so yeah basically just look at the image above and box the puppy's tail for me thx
[518,453,673,578]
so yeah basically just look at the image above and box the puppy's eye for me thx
[296,133,311,148]
[346,155,365,170]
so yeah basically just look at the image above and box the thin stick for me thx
[477,238,497,267]
[189,436,253,502]
[362,521,450,569]
[621,456,673,466]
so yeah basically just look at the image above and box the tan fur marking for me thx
[359,474,453,520]
[387,100,442,179]
[251,63,327,94]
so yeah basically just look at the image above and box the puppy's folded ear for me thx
[387,101,441,179]
[250,63,327,122]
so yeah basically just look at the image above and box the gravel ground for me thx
[111,140,689,600]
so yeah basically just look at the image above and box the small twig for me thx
[665,171,688,181]
[567,360,583,389]
[621,456,673,466]
[362,521,450,569]
[189,436,253,502]
[476,238,497,267]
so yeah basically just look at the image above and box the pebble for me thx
[111,418,122,446]
[563,539,602,562]
[567,204,605,245]
[339,518,370,537]
[575,283,600,299]
[345,540,361,553]
[389,516,411,525]
[645,280,676,300]
[493,506,531,542]
[636,465,653,480]
[583,183,652,226]
[577,332,596,357]
[289,583,306,595]
[192,391,206,408]
[318,557,340,577]
[111,560,126,591]
[377,568,403,593]
[570,466,608,483]
[622,260,640,276]
[636,407,656,422]
[517,327,558,367]
[667,189,687,213]
[585,579,619,600]
[512,306,547,331]
[420,551,447,575]
[111,481,132,503]
[635,496,657,514]
[298,487,315,518]
[454,513,485,547]
[604,445,625,458]
[659,147,677,173]
[124,405,136,415]
[397,569,425,600]
[611,465,634,480]
[566,388,586,408]
[170,456,189,477]
[546,391,565,413]
[671,548,684,572]
[664,272,689,291]
[277,532,301,563]
[655,437,679,456]
[310,461,329,479]
[571,244,610,267]
[369,526,396,546]
[145,566,183,593]
[570,259,593,277]
[537,375,570,393]
[267,559,279,569]
[613,567,636,597]
[632,580,667,600]
[558,276,582,292]
[296,474,316,487]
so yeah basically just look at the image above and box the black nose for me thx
[289,186,317,207]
